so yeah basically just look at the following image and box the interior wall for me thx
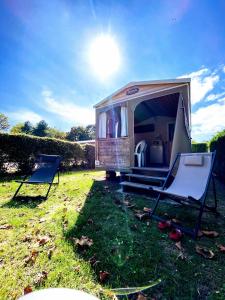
[134,116,176,166]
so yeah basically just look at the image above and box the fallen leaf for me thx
[135,213,150,221]
[0,224,12,230]
[47,246,55,259]
[196,246,215,259]
[99,271,109,283]
[217,244,225,253]
[24,250,39,266]
[201,230,219,238]
[34,271,48,286]
[143,207,152,213]
[137,294,147,300]
[123,200,135,208]
[22,235,33,242]
[175,241,182,251]
[74,236,93,248]
[37,236,51,246]
[197,230,204,238]
[24,286,32,295]
[171,218,182,224]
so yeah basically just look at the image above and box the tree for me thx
[0,113,9,131]
[66,125,95,141]
[10,123,24,134]
[32,120,49,137]
[21,121,33,134]
[47,127,66,139]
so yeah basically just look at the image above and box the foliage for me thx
[191,142,208,153]
[209,129,225,182]
[66,125,95,141]
[46,127,66,140]
[0,172,225,299]
[10,123,24,134]
[82,144,95,169]
[21,121,33,134]
[0,113,9,131]
[0,133,84,173]
[32,120,49,137]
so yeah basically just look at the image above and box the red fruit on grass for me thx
[169,229,183,241]
[158,220,171,230]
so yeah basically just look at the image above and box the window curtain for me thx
[121,106,128,137]
[98,112,107,138]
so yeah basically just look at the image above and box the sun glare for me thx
[88,34,121,80]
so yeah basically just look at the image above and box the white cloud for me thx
[206,91,225,101]
[223,65,225,73]
[6,110,42,124]
[179,67,219,104]
[192,100,225,141]
[42,89,95,125]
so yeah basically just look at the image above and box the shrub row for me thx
[191,142,208,153]
[0,133,95,174]
[209,134,225,182]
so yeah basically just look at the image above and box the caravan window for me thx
[98,105,128,139]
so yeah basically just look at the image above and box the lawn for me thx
[0,170,225,299]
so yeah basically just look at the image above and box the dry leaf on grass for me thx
[123,200,135,208]
[135,213,150,221]
[99,271,109,283]
[47,246,55,259]
[217,244,225,253]
[196,245,215,259]
[0,224,13,230]
[24,250,39,266]
[137,294,147,300]
[24,286,33,295]
[175,241,182,251]
[201,230,219,238]
[22,235,33,242]
[37,236,51,246]
[74,236,93,248]
[143,207,152,213]
[34,271,48,286]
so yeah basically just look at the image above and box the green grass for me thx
[0,170,225,299]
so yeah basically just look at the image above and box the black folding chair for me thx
[13,154,62,199]
[149,151,217,239]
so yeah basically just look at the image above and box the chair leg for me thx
[45,183,53,199]
[212,175,217,210]
[193,203,205,238]
[12,182,23,199]
[151,193,162,217]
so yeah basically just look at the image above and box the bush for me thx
[0,133,84,174]
[209,130,225,182]
[191,142,208,153]
[82,144,95,169]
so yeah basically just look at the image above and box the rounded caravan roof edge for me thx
[93,78,191,109]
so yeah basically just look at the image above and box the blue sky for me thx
[1,0,225,141]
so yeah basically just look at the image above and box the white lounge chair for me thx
[134,140,147,167]
[149,152,217,238]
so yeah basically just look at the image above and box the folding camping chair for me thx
[149,151,217,239]
[13,154,62,200]
[134,140,147,167]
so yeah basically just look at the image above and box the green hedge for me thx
[191,142,208,153]
[209,133,225,182]
[0,133,84,174]
[82,144,95,169]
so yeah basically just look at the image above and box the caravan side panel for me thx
[96,138,130,170]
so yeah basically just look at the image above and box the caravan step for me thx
[131,167,169,172]
[126,173,166,182]
[120,181,162,191]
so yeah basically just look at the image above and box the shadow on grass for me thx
[2,184,58,208]
[64,177,225,299]
[64,178,163,297]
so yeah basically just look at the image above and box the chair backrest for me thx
[167,152,214,201]
[135,140,147,154]
[28,155,62,183]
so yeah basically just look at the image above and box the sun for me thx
[88,34,121,80]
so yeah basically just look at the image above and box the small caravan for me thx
[94,79,191,185]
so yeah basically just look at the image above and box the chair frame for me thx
[12,155,61,200]
[150,151,217,239]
